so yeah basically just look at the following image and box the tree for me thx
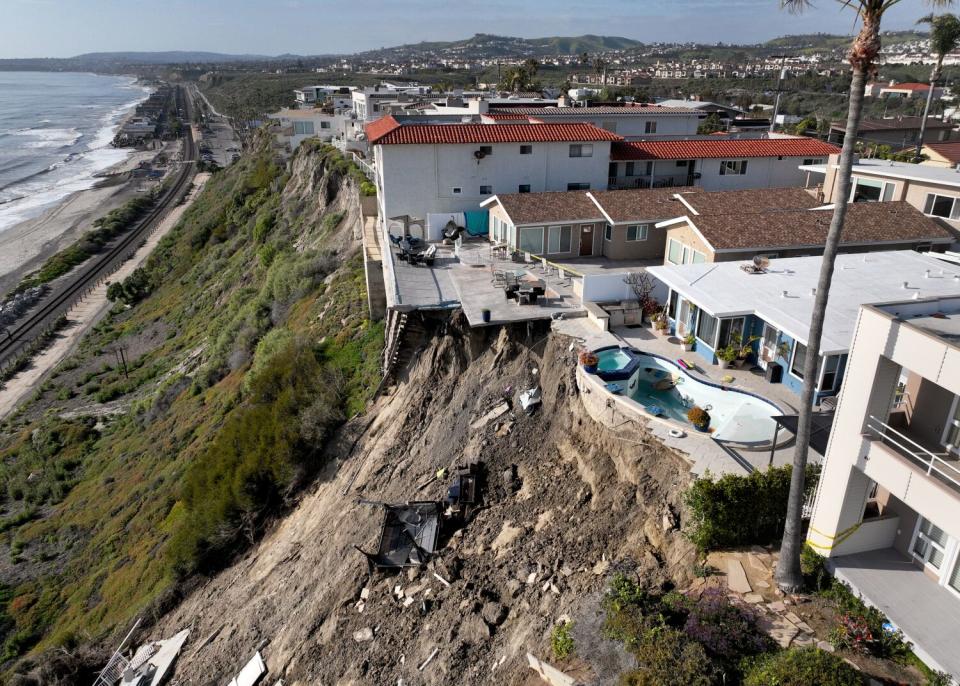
[523,58,540,79]
[697,113,724,134]
[915,13,960,159]
[593,56,608,85]
[774,0,955,594]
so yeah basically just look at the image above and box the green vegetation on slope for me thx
[0,135,381,672]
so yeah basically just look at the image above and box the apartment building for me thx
[609,137,839,191]
[366,115,619,222]
[481,103,703,139]
[807,295,960,679]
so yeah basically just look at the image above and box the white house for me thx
[478,103,704,139]
[609,137,840,191]
[267,108,342,150]
[366,115,620,222]
[807,294,960,679]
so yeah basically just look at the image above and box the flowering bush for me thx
[687,406,710,429]
[681,588,769,661]
[579,350,599,367]
[829,613,876,654]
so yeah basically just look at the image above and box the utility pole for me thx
[769,54,789,134]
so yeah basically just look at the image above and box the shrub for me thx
[800,543,831,592]
[685,465,819,552]
[550,621,574,660]
[821,581,911,661]
[682,588,769,661]
[743,647,863,686]
[686,406,710,429]
[620,626,715,686]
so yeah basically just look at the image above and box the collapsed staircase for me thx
[381,310,430,382]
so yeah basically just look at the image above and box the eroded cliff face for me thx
[152,315,697,685]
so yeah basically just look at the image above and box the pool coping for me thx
[583,345,791,450]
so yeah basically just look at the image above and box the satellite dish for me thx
[473,150,486,159]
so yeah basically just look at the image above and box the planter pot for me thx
[681,343,693,352]
[693,422,710,433]
[481,308,491,323]
[583,364,598,374]
[655,327,669,338]
[733,358,748,369]
[718,359,731,370]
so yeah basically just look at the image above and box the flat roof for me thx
[801,158,960,189]
[875,295,960,348]
[648,250,960,356]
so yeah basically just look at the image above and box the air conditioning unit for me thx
[473,149,487,160]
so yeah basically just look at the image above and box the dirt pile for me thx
[152,314,697,685]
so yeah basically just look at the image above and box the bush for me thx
[800,543,831,592]
[550,621,574,660]
[685,465,819,552]
[681,588,769,661]
[821,581,911,661]
[743,647,863,686]
[620,627,715,686]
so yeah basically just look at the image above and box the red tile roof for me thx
[881,82,931,91]
[611,137,840,160]
[365,115,623,145]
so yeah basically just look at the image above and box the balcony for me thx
[866,415,960,497]
[607,174,698,191]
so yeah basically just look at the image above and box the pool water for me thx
[616,352,781,446]
[596,348,633,372]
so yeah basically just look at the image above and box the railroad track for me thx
[0,86,197,371]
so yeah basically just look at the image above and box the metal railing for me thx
[92,618,141,686]
[866,415,960,494]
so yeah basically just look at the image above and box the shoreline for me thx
[0,142,174,298]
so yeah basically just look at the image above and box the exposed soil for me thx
[148,314,698,685]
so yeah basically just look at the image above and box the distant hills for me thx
[0,31,929,72]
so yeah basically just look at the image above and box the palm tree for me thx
[914,13,960,159]
[774,0,954,594]
[524,58,541,78]
[593,57,608,85]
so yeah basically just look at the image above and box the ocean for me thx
[0,71,151,234]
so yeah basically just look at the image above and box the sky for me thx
[0,0,941,59]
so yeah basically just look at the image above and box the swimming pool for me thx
[592,346,782,446]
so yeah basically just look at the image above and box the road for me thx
[0,85,197,371]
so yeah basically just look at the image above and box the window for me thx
[292,120,315,135]
[645,121,657,134]
[820,354,840,391]
[692,251,706,264]
[625,162,636,177]
[569,144,593,158]
[479,145,493,156]
[601,121,617,133]
[790,342,807,379]
[697,310,718,346]
[567,182,590,191]
[923,193,960,220]
[626,224,649,241]
[851,178,895,203]
[451,187,462,195]
[520,145,533,155]
[518,227,543,254]
[676,160,689,167]
[668,290,679,318]
[667,238,683,264]
[645,161,654,175]
[320,121,331,129]
[480,185,492,195]
[720,159,748,175]
[518,184,531,193]
[802,158,824,165]
[718,318,745,348]
[604,224,612,241]
[912,517,949,570]
[548,225,573,253]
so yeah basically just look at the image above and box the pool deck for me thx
[554,318,817,477]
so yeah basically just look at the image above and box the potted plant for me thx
[680,333,695,352]
[716,345,737,370]
[652,309,669,337]
[731,333,761,368]
[579,350,599,373]
[687,405,711,432]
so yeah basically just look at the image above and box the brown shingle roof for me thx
[588,189,685,223]
[832,116,953,132]
[490,191,604,226]
[675,187,821,215]
[924,141,960,164]
[686,201,954,251]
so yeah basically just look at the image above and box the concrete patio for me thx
[832,548,960,679]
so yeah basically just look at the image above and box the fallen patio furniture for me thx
[519,387,542,413]
[446,463,482,520]
[355,501,442,569]
[227,651,267,686]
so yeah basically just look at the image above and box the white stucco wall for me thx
[377,141,612,219]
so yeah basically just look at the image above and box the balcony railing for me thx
[867,415,960,495]
[608,175,697,191]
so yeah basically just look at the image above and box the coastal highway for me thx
[0,85,197,371]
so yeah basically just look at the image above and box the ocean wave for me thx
[11,126,83,149]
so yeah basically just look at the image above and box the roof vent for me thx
[912,292,921,300]
[925,269,931,279]
[810,288,817,296]
[902,281,909,289]
[781,290,789,298]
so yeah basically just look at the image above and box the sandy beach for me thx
[0,144,174,297]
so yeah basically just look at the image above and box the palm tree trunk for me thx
[915,57,943,161]
[774,64,869,593]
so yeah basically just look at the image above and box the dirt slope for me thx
[153,315,697,685]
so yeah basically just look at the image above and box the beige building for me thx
[807,295,960,679]
[803,154,960,236]
[920,142,960,169]
[481,188,679,261]
[658,187,954,265]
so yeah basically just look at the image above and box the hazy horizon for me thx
[2,0,938,60]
